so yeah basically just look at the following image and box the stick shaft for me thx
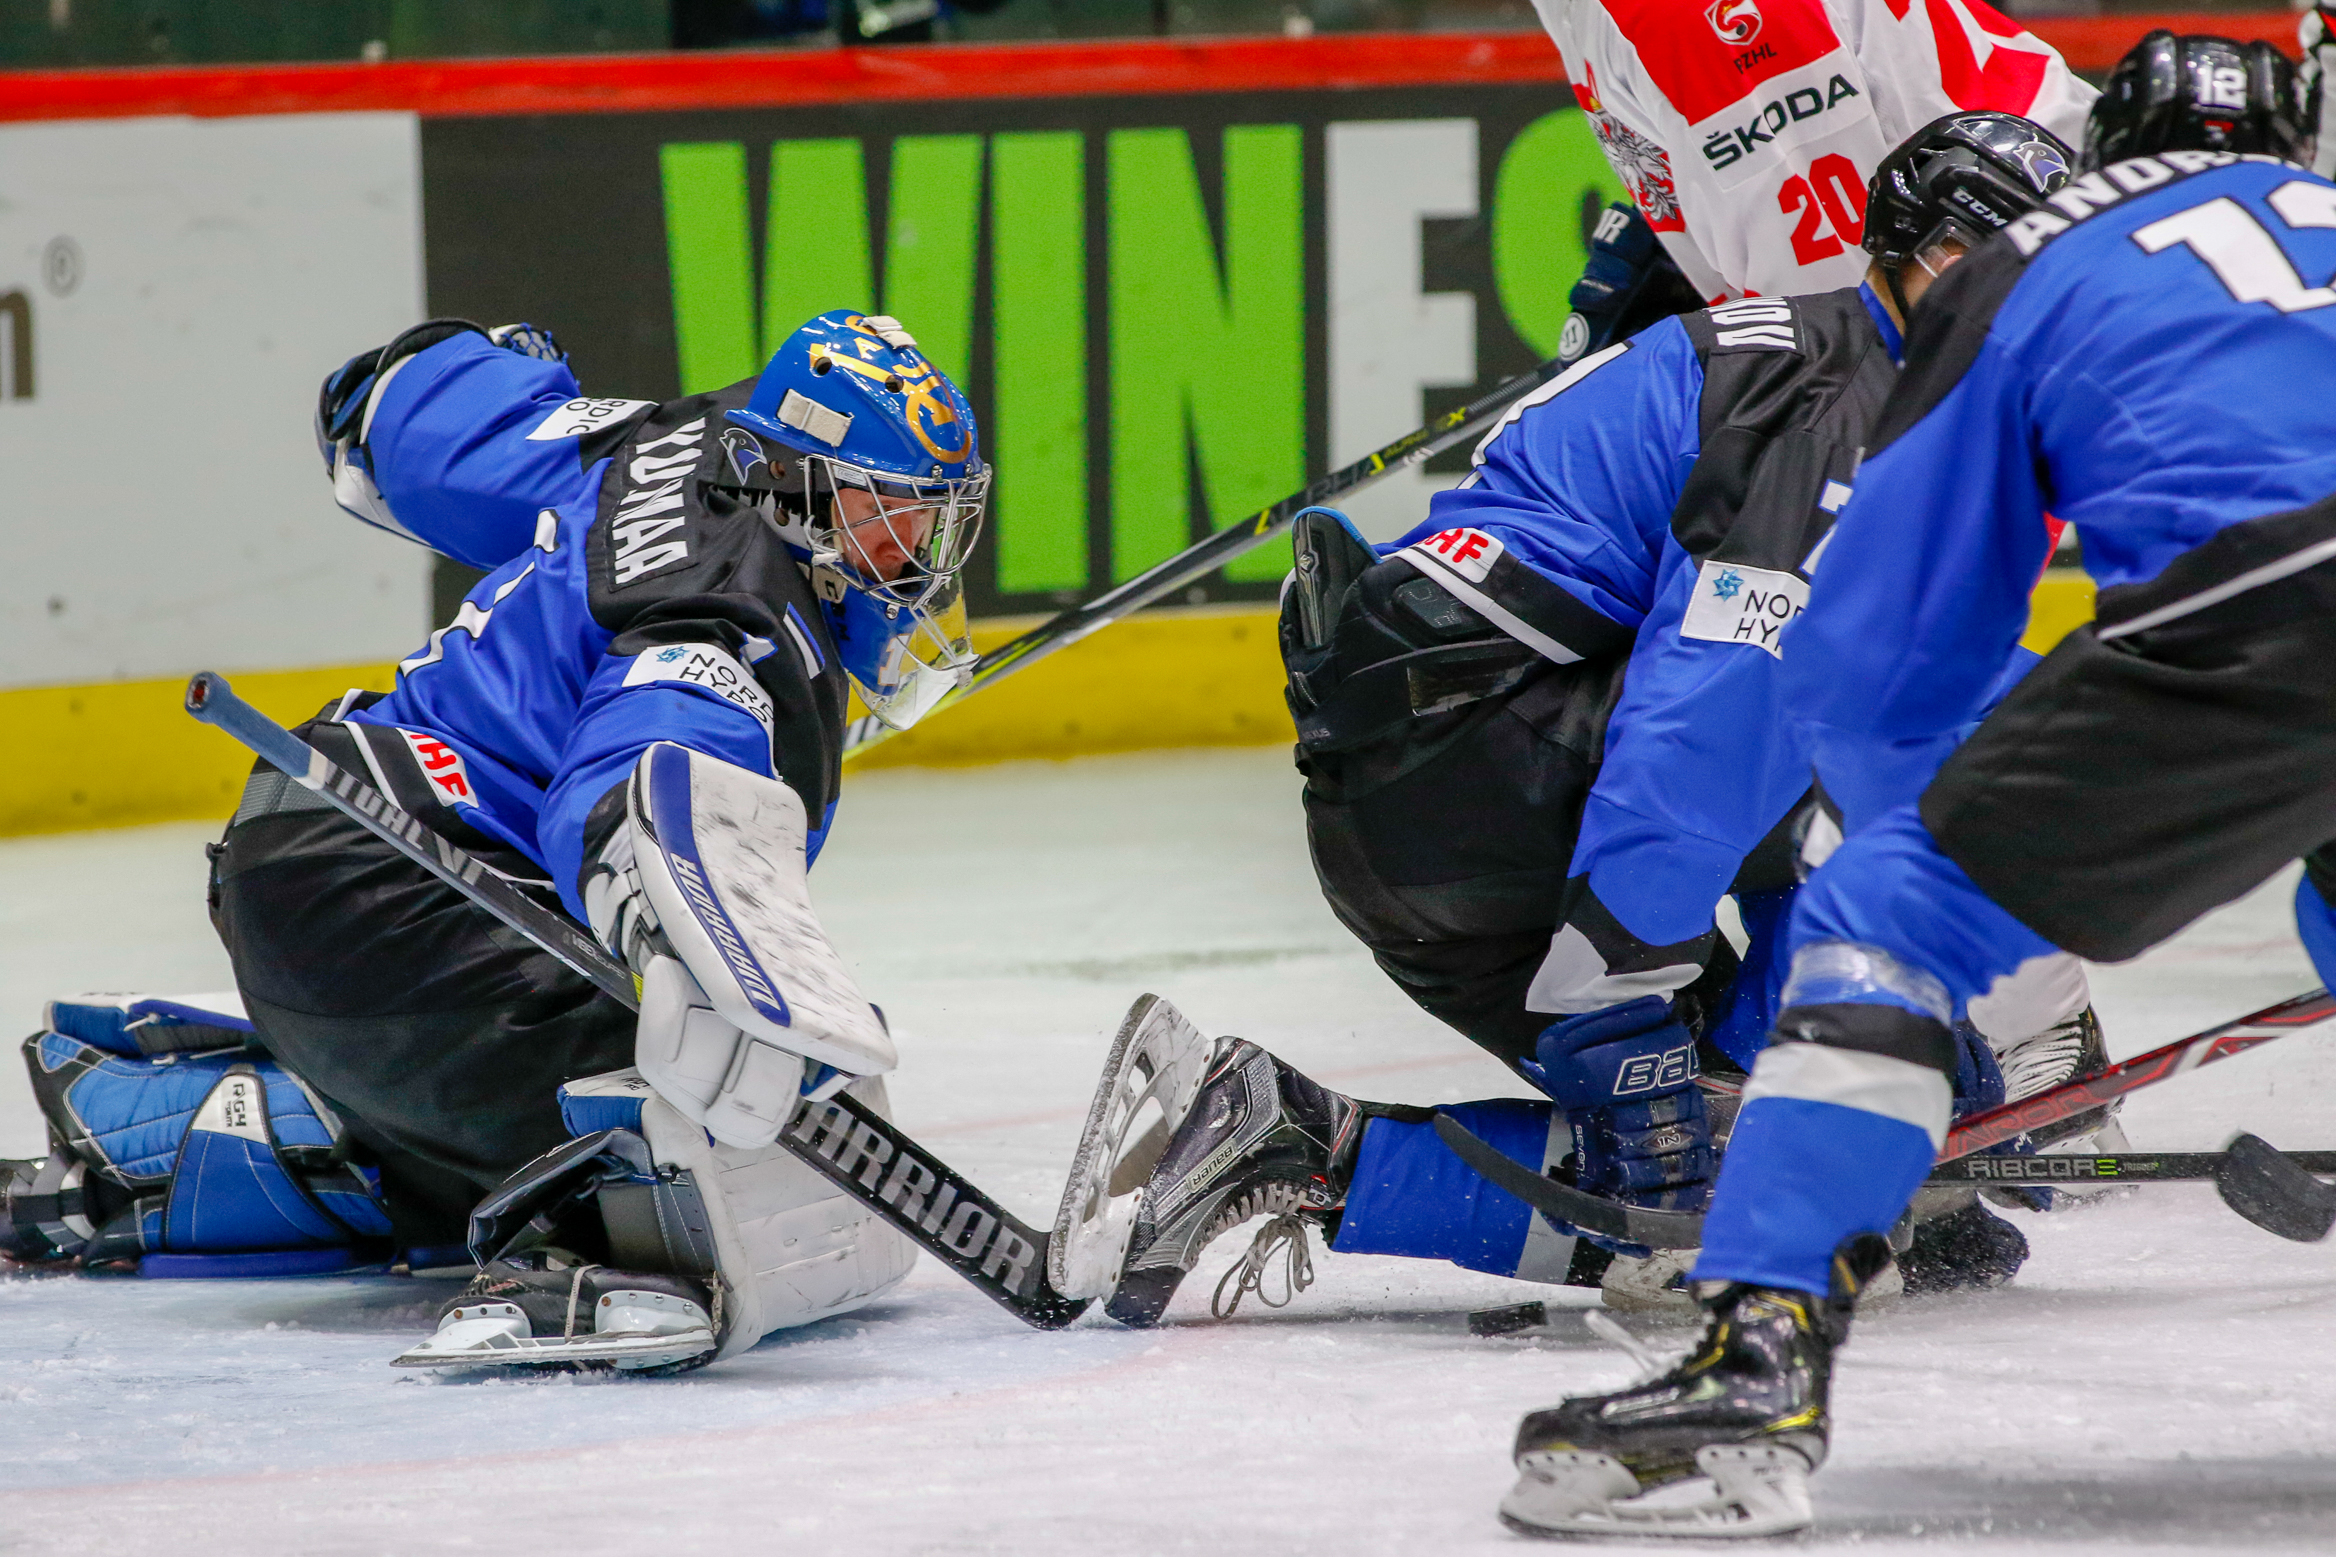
[844,349,1583,757]
[183,673,1086,1328]
[1942,988,2336,1159]
[1926,1149,2336,1185]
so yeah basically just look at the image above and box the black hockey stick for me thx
[1929,1145,2336,1185]
[184,671,1088,1329]
[1434,988,2336,1250]
[842,347,1597,759]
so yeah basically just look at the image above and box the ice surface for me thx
[5,748,2335,1554]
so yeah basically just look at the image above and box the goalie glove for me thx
[582,743,894,1149]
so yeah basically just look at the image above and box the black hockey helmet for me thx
[1862,112,2074,277]
[2082,30,2311,171]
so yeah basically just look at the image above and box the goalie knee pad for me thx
[401,1066,914,1371]
[9,994,393,1275]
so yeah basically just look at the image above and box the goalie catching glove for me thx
[582,742,893,1149]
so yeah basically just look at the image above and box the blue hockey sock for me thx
[1332,1098,1566,1277]
[1693,1047,1946,1295]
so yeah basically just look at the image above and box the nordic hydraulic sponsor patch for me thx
[1680,558,1807,656]
[622,641,775,732]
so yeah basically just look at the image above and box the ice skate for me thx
[1050,995,1216,1300]
[393,1254,719,1374]
[1501,1280,1854,1539]
[1105,1038,1362,1327]
[1992,1006,2123,1151]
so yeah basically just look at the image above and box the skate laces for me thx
[1212,1210,1314,1318]
[1996,1014,2095,1103]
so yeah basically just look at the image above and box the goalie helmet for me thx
[2082,30,2312,172]
[726,311,989,730]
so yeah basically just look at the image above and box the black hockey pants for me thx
[207,727,633,1246]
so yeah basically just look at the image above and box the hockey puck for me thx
[1468,1300,1548,1337]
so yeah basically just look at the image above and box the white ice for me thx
[4,748,2334,1555]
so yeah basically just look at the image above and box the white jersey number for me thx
[2133,185,2336,315]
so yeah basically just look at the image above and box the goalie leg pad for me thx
[396,1067,914,1371]
[14,1002,391,1273]
[637,1078,917,1360]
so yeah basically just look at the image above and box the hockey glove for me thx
[582,743,894,1149]
[1555,202,1705,365]
[1526,997,1715,1217]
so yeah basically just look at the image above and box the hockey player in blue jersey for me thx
[1498,39,2329,1540]
[174,309,983,1368]
[1053,115,2110,1329]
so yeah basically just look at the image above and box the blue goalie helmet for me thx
[727,310,990,730]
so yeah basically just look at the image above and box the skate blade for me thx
[1049,994,1213,1299]
[391,1314,716,1373]
[1500,1444,1813,1540]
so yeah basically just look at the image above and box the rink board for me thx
[0,28,2133,834]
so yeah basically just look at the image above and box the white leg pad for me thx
[641,1080,917,1360]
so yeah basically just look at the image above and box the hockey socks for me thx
[1333,1099,1579,1280]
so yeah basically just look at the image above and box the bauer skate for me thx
[393,1252,718,1374]
[1051,995,1217,1300]
[1500,1240,1886,1541]
[1103,1036,1363,1327]
[1993,1006,2125,1153]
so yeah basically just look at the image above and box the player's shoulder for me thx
[1911,155,2326,360]
[583,380,809,624]
[2008,153,2326,264]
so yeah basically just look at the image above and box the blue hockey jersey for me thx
[1789,154,2336,831]
[320,330,850,920]
[1390,285,1901,951]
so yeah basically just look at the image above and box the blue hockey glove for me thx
[310,310,483,469]
[1555,202,1703,364]
[1527,996,1714,1213]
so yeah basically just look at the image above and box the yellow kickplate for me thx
[846,603,1293,770]
[0,572,2091,839]
[0,665,396,838]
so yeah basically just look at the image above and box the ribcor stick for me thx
[1435,987,2336,1250]
[184,671,1088,1330]
[1943,987,2336,1157]
[843,348,1594,759]
[1926,1148,2336,1185]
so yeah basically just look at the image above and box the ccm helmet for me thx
[2083,30,2311,171]
[1863,112,2073,318]
[727,311,989,731]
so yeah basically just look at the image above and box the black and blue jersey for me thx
[319,332,848,921]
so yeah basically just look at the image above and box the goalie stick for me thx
[1434,986,2336,1250]
[842,346,1600,758]
[183,671,1089,1330]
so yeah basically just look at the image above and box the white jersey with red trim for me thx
[1529,0,2095,300]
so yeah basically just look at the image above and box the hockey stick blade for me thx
[2214,1133,2336,1243]
[1430,1114,1704,1250]
[184,672,1089,1331]
[842,348,1592,759]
